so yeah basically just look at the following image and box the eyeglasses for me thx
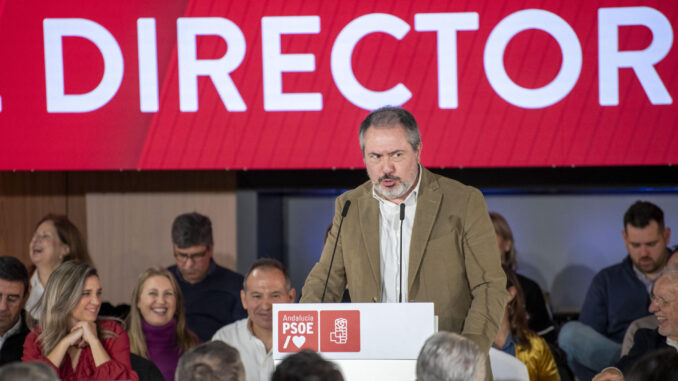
[651,294,675,308]
[174,249,208,263]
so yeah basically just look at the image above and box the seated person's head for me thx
[128,267,198,356]
[175,341,245,381]
[0,256,29,336]
[272,350,343,381]
[241,258,295,334]
[416,332,485,381]
[0,361,59,381]
[489,212,516,269]
[36,261,104,353]
[172,212,214,284]
[625,347,678,381]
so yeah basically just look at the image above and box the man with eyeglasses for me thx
[559,201,672,381]
[592,263,678,381]
[168,212,247,341]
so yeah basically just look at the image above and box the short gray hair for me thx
[0,361,59,381]
[175,341,245,381]
[659,264,678,282]
[416,332,485,381]
[359,106,421,155]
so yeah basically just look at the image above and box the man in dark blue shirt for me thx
[559,201,672,381]
[168,212,246,341]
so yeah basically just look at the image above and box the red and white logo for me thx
[320,310,360,352]
[278,311,318,352]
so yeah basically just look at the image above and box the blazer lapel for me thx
[359,192,381,287]
[409,168,442,290]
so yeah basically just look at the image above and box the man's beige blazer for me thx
[301,167,508,353]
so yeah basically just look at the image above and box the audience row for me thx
[0,200,676,381]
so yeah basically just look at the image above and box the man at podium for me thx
[300,106,507,356]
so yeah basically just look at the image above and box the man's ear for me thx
[288,288,297,303]
[240,289,247,310]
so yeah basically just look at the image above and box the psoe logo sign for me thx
[320,310,360,352]
[278,311,318,352]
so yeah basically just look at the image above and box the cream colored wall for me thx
[86,192,237,305]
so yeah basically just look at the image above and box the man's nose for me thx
[0,297,7,311]
[382,158,395,173]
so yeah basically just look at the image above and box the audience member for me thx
[0,256,30,365]
[175,341,245,381]
[128,267,199,381]
[271,350,343,381]
[0,361,59,381]
[212,258,295,381]
[494,265,560,381]
[490,212,557,343]
[416,331,485,381]
[619,252,678,356]
[592,264,678,381]
[168,212,246,341]
[26,214,92,319]
[22,261,138,381]
[559,201,671,381]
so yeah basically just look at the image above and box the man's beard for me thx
[373,174,411,200]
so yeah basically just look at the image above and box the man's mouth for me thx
[379,175,400,188]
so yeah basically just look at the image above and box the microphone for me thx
[399,203,405,303]
[321,200,351,303]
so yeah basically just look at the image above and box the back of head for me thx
[625,348,678,381]
[489,212,517,269]
[416,332,485,381]
[0,361,60,381]
[172,212,213,249]
[624,201,664,230]
[36,214,92,266]
[175,341,245,381]
[0,256,29,296]
[272,350,343,381]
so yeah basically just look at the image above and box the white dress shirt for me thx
[212,318,273,381]
[372,166,422,303]
[25,271,44,319]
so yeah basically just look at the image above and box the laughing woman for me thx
[22,261,137,381]
[127,267,198,381]
[26,214,93,319]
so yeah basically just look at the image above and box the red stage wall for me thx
[0,0,676,170]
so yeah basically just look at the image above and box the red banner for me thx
[0,0,676,170]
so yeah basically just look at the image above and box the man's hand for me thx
[592,367,623,381]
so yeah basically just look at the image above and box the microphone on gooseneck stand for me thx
[321,200,351,303]
[399,203,405,303]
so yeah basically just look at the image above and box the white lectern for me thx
[272,303,435,381]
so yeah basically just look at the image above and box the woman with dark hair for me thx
[127,267,198,381]
[490,212,557,343]
[493,265,560,381]
[22,261,137,381]
[26,214,93,319]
